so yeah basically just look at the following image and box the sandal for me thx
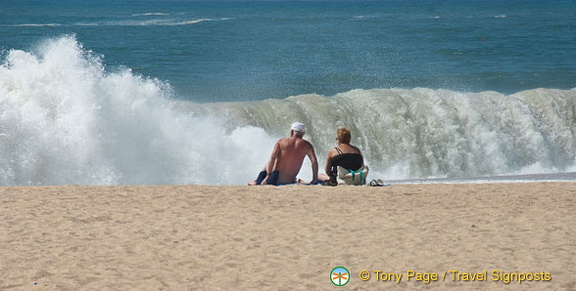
[369,179,384,186]
[322,180,338,186]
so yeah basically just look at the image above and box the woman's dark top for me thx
[331,147,363,172]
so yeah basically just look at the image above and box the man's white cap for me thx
[290,122,305,133]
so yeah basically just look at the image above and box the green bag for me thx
[337,165,369,185]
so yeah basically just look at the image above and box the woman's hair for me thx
[337,127,351,144]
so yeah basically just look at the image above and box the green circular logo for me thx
[330,266,350,286]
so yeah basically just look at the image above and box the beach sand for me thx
[1,183,575,290]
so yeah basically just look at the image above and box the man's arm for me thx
[265,141,281,174]
[307,144,319,184]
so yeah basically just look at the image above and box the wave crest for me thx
[192,88,576,180]
[1,36,575,185]
[0,36,276,185]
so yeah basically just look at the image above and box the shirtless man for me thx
[249,122,319,185]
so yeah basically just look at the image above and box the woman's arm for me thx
[324,149,335,176]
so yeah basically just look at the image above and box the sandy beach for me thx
[1,182,575,290]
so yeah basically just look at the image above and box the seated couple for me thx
[248,122,366,186]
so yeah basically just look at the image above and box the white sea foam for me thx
[132,13,170,17]
[16,23,62,27]
[106,18,213,27]
[191,89,576,181]
[1,36,575,185]
[176,19,212,25]
[74,23,100,27]
[0,36,276,185]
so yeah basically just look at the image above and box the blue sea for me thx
[1,0,575,185]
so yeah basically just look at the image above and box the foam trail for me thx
[0,36,276,185]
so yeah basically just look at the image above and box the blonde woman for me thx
[321,127,366,185]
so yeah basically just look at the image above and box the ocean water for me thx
[1,0,575,185]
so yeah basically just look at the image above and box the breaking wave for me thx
[1,36,575,185]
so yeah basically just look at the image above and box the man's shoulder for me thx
[277,137,291,144]
[280,136,313,147]
[296,138,314,148]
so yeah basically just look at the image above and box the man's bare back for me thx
[249,122,318,185]
[267,136,317,184]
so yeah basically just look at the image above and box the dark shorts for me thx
[255,170,280,185]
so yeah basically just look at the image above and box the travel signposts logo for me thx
[331,266,350,286]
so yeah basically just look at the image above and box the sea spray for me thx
[1,36,575,185]
[192,88,576,180]
[0,36,277,185]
